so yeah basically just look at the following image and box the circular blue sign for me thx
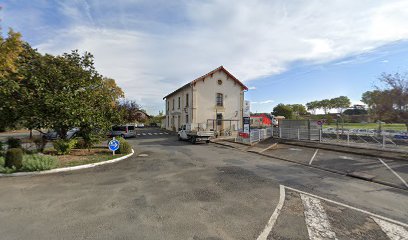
[108,139,120,151]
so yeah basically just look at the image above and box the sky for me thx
[1,0,408,115]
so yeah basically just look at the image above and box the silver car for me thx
[109,125,136,138]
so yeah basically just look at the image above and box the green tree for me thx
[288,104,307,119]
[319,99,332,115]
[272,104,293,119]
[306,101,320,115]
[330,96,351,113]
[18,50,124,139]
[362,73,408,131]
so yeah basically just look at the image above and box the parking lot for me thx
[257,142,408,189]
[0,130,407,239]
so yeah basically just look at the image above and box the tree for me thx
[18,50,124,139]
[306,101,320,115]
[272,104,293,119]
[362,73,407,131]
[0,29,23,79]
[288,104,307,119]
[330,96,351,113]
[117,99,143,123]
[319,99,332,115]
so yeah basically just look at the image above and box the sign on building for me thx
[243,100,250,117]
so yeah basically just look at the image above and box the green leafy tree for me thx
[330,96,351,113]
[306,101,320,115]
[272,104,293,119]
[288,104,307,119]
[319,99,332,115]
[362,73,408,131]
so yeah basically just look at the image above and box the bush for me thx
[115,137,132,154]
[53,139,77,155]
[0,156,4,167]
[5,148,23,169]
[7,137,22,149]
[22,154,57,171]
[74,138,87,149]
[33,137,47,153]
[0,141,4,156]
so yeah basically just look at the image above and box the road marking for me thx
[309,149,319,165]
[372,217,408,240]
[137,134,141,136]
[378,158,408,188]
[285,186,408,228]
[153,133,158,135]
[257,185,286,240]
[165,132,169,134]
[289,148,302,151]
[301,194,337,240]
[339,156,353,160]
[148,133,152,135]
[159,133,163,135]
[142,133,146,135]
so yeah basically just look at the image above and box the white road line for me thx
[142,133,146,135]
[153,133,158,135]
[159,133,163,135]
[309,149,319,165]
[372,217,408,240]
[257,185,286,240]
[285,186,408,228]
[137,134,141,136]
[378,158,408,188]
[148,133,152,135]
[300,194,337,240]
[165,133,169,134]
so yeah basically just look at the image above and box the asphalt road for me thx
[0,128,407,239]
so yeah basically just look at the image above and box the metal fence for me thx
[236,128,273,144]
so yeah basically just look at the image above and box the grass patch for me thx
[56,148,124,168]
[323,123,406,131]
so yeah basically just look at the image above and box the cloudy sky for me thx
[2,0,408,114]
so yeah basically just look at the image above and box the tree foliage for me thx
[272,104,293,119]
[362,73,408,130]
[306,96,350,115]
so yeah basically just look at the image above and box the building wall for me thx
[194,71,243,132]
[165,87,193,131]
[164,70,244,132]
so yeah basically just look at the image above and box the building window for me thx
[186,93,189,107]
[216,113,223,126]
[186,114,189,123]
[178,97,180,109]
[167,101,169,112]
[216,93,223,106]
[218,79,223,85]
[172,99,175,110]
[167,116,169,126]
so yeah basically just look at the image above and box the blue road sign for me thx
[108,139,120,151]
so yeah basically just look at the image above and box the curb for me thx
[0,149,135,177]
[211,141,407,191]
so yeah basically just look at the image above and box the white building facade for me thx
[163,66,248,135]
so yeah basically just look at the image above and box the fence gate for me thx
[278,120,321,141]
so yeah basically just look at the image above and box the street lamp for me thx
[337,114,344,134]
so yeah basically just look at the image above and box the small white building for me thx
[163,66,248,135]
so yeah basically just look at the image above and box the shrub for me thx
[33,137,47,153]
[53,139,77,155]
[115,137,132,154]
[0,141,4,156]
[74,138,87,149]
[0,156,4,167]
[22,154,58,171]
[7,137,22,149]
[5,148,23,169]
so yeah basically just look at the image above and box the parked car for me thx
[149,123,158,127]
[136,123,145,128]
[109,125,136,138]
[43,128,79,140]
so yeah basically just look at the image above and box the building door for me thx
[216,113,223,133]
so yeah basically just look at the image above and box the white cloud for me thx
[248,86,256,90]
[28,0,408,114]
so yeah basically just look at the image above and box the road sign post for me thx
[108,137,120,155]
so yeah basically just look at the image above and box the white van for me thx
[109,125,136,138]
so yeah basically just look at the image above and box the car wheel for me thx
[178,135,182,141]
[191,137,196,144]
[206,140,210,144]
